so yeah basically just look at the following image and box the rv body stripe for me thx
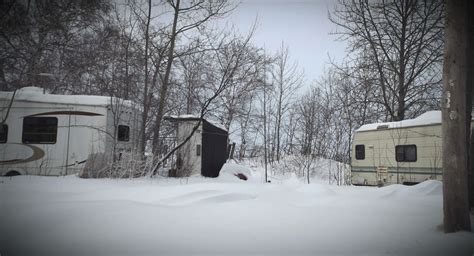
[351,169,443,176]
[26,111,103,117]
[0,144,45,165]
[352,166,443,170]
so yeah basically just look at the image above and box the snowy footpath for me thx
[0,173,473,256]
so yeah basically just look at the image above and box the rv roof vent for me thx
[19,86,46,94]
[377,124,389,130]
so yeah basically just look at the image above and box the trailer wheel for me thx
[5,170,21,177]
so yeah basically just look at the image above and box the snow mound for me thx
[219,163,253,181]
[184,192,256,205]
[296,184,337,196]
[379,180,442,198]
[159,191,257,206]
[377,184,406,198]
[406,180,442,196]
[281,173,301,185]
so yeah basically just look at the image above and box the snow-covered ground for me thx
[1,167,473,255]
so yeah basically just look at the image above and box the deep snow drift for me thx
[0,170,473,255]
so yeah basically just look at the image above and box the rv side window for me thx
[395,145,417,162]
[22,117,57,144]
[118,125,130,141]
[0,124,7,143]
[355,145,365,160]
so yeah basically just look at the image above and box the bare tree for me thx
[177,51,208,114]
[150,0,235,154]
[331,0,444,121]
[0,0,111,91]
[150,27,255,176]
[137,0,153,155]
[217,45,265,131]
[271,42,303,162]
[262,58,270,183]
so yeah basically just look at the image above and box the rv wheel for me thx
[5,171,21,177]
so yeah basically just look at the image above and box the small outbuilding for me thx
[164,115,229,177]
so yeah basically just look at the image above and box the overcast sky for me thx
[223,0,347,85]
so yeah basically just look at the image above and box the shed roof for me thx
[164,115,228,133]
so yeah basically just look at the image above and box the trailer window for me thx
[118,125,130,141]
[355,145,365,160]
[22,117,57,144]
[0,124,7,143]
[395,145,417,162]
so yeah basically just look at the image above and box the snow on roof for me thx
[0,87,134,107]
[204,118,228,132]
[356,111,442,132]
[165,114,228,132]
[165,114,201,120]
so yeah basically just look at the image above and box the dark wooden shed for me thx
[165,116,228,177]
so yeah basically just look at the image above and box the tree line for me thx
[0,0,445,184]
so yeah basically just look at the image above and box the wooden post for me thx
[470,126,474,210]
[442,0,471,233]
[467,0,474,211]
[229,142,236,160]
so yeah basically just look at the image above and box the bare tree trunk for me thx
[239,101,253,160]
[442,0,471,233]
[139,0,152,155]
[152,0,180,154]
[263,74,268,183]
[276,84,282,161]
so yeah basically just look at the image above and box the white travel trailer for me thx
[351,111,473,186]
[0,87,140,176]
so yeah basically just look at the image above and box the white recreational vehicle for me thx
[351,111,473,186]
[0,87,140,176]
